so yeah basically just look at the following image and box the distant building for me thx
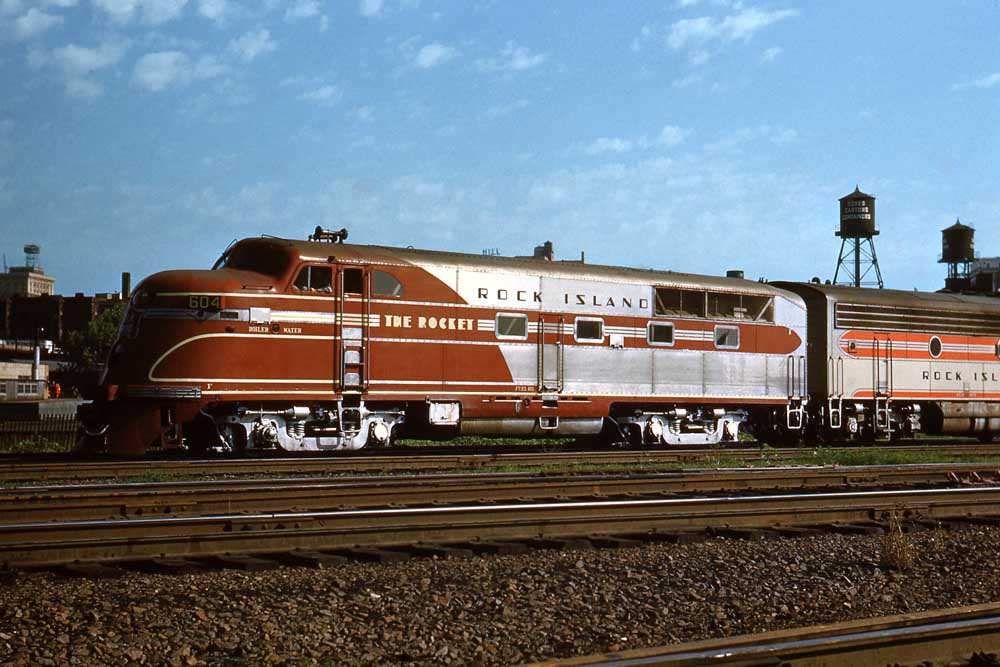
[0,266,56,298]
[1,245,56,297]
[971,257,1000,294]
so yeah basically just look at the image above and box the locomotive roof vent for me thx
[726,269,744,279]
[310,226,349,243]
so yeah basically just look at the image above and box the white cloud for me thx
[91,0,137,22]
[36,40,128,99]
[582,137,633,156]
[45,0,77,7]
[197,0,225,21]
[297,84,341,105]
[51,41,127,75]
[482,98,530,119]
[672,72,702,88]
[91,0,186,24]
[478,41,547,72]
[13,8,62,40]
[761,46,782,62]
[134,50,188,91]
[657,124,689,147]
[952,72,1000,91]
[133,50,223,91]
[667,6,798,58]
[350,105,374,122]
[285,0,317,19]
[412,42,456,69]
[228,29,276,62]
[65,76,102,99]
[358,0,381,17]
[141,0,187,25]
[576,125,690,156]
[704,125,797,152]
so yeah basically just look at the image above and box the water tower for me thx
[940,218,974,291]
[833,186,883,288]
[23,244,40,269]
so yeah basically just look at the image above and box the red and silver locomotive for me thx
[80,229,810,456]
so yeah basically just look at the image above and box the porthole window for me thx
[714,325,740,350]
[575,318,604,343]
[495,313,528,340]
[647,322,675,346]
[929,336,942,358]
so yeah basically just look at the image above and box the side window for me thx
[293,266,333,292]
[714,325,740,349]
[342,268,363,294]
[647,322,674,346]
[495,313,527,340]
[575,318,604,343]
[654,287,705,318]
[373,271,403,297]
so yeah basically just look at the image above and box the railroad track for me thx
[3,443,1000,481]
[2,463,997,523]
[524,602,1000,666]
[4,484,1000,569]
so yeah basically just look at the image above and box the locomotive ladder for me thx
[785,355,806,430]
[335,268,370,438]
[536,314,564,394]
[827,355,845,430]
[872,337,894,435]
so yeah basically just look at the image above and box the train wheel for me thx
[220,424,248,455]
[978,432,994,444]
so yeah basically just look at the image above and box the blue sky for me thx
[1,0,998,295]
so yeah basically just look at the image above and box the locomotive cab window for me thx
[575,318,604,343]
[495,313,528,340]
[342,268,364,294]
[293,266,333,292]
[215,243,290,278]
[372,271,403,297]
[714,325,740,349]
[647,322,675,346]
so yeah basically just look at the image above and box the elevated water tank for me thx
[23,244,40,268]
[837,186,877,238]
[940,219,975,264]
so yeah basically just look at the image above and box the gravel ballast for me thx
[1,525,998,666]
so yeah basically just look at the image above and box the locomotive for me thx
[77,229,1000,457]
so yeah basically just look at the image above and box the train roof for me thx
[247,236,790,297]
[773,281,1000,314]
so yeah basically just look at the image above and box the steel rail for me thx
[1,463,998,523]
[2,486,1000,568]
[3,443,1000,482]
[523,603,1000,666]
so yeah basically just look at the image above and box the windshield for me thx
[213,242,291,279]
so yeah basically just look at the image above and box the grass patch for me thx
[881,511,914,571]
[0,436,71,455]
